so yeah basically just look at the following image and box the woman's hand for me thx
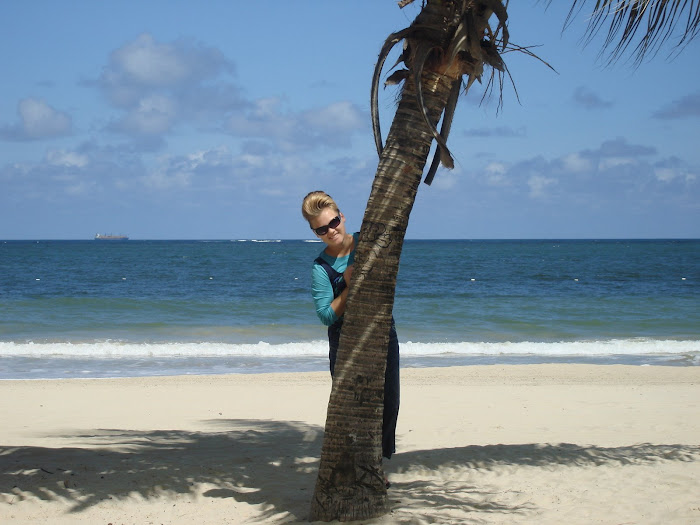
[330,265,354,318]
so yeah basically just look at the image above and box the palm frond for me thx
[552,0,700,65]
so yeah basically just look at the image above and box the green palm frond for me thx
[555,0,700,64]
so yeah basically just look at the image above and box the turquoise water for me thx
[1,239,698,378]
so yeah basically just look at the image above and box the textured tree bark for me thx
[309,63,456,522]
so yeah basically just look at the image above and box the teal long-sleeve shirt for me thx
[311,232,358,326]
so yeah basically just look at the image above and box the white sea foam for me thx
[1,339,698,359]
[234,239,282,242]
[401,339,700,356]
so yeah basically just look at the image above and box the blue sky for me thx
[1,1,698,240]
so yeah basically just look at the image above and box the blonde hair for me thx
[301,191,339,222]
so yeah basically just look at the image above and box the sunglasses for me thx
[312,215,341,236]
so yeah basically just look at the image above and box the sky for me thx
[1,1,698,240]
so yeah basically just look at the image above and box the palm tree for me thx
[309,1,699,521]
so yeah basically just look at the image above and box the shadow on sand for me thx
[1,419,698,522]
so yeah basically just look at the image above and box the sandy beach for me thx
[1,364,699,524]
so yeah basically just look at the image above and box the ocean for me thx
[1,239,698,379]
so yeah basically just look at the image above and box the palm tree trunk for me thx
[309,46,458,523]
[310,0,700,520]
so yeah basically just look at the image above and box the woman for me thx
[301,190,400,462]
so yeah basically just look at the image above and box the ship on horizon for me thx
[94,233,129,240]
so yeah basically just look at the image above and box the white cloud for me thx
[251,97,282,118]
[432,170,458,190]
[113,34,191,87]
[98,33,240,141]
[597,137,655,158]
[561,152,591,173]
[19,98,72,138]
[239,153,265,168]
[119,94,177,135]
[484,161,509,186]
[0,98,72,141]
[598,157,636,170]
[226,98,365,150]
[96,35,363,150]
[655,167,677,182]
[142,165,192,189]
[141,146,239,189]
[654,165,698,184]
[302,101,364,132]
[528,175,556,198]
[226,98,296,143]
[46,150,89,168]
[570,138,655,173]
[102,33,234,95]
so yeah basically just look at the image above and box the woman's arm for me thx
[329,265,352,319]
[312,233,358,325]
[311,262,354,325]
[311,264,341,326]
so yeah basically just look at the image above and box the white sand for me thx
[1,364,699,524]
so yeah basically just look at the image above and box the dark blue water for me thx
[1,239,698,378]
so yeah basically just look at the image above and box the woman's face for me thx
[309,207,346,248]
